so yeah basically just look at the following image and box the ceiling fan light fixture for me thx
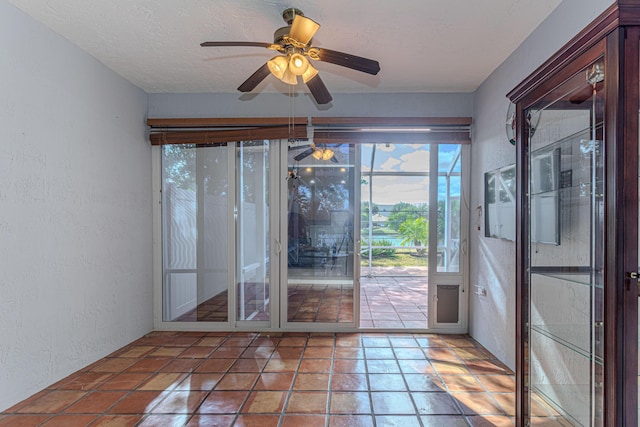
[301,63,319,83]
[322,148,335,160]
[289,15,320,45]
[267,55,288,79]
[279,67,298,85]
[312,149,323,160]
[289,53,309,75]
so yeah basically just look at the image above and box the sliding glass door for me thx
[161,142,273,326]
[158,138,467,332]
[160,139,358,329]
[162,143,231,322]
[236,141,272,325]
[283,142,358,327]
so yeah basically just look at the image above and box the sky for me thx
[361,143,461,205]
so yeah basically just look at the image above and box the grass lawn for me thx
[360,251,428,267]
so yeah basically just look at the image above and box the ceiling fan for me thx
[201,8,381,105]
[291,142,339,163]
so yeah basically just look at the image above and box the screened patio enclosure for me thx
[360,143,462,277]
[151,116,470,332]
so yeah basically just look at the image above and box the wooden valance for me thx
[147,116,471,145]
[147,117,308,146]
[311,116,472,144]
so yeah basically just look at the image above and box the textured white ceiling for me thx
[7,0,562,94]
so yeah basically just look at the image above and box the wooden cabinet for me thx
[508,2,639,426]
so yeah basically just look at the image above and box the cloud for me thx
[399,149,430,172]
[380,157,401,171]
[363,176,429,205]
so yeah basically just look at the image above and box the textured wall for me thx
[470,0,613,369]
[0,0,152,410]
[148,92,474,118]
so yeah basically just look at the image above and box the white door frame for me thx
[152,140,469,334]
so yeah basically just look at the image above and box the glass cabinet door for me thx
[525,60,605,426]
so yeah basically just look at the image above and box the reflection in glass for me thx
[287,143,355,323]
[236,141,270,322]
[162,144,229,322]
[526,60,604,426]
[484,164,516,241]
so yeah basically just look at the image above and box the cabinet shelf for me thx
[530,182,593,197]
[532,383,602,426]
[530,266,602,288]
[530,122,603,156]
[531,323,603,365]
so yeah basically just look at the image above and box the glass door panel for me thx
[162,143,230,322]
[526,60,604,426]
[360,144,430,278]
[437,144,462,273]
[430,144,467,329]
[285,143,356,324]
[236,141,271,323]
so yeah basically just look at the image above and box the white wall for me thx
[148,92,474,118]
[469,0,613,369]
[0,0,152,410]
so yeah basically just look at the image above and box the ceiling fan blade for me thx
[305,74,333,105]
[316,48,380,75]
[237,63,271,92]
[330,155,339,163]
[201,41,273,48]
[294,147,315,161]
[289,15,320,45]
[289,144,313,151]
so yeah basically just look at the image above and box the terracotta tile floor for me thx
[173,273,428,327]
[1,332,571,427]
[360,275,428,328]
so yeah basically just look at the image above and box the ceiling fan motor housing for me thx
[282,8,304,25]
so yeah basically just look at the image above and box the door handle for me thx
[626,272,640,295]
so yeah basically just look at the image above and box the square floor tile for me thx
[16,391,87,414]
[64,391,126,413]
[137,373,186,391]
[286,392,329,413]
[368,373,407,391]
[411,392,461,415]
[281,414,327,427]
[330,392,371,414]
[40,414,98,426]
[185,415,234,427]
[174,373,222,391]
[253,373,295,391]
[242,391,287,413]
[137,414,190,426]
[150,391,207,414]
[375,415,422,427]
[452,392,505,416]
[196,391,248,414]
[107,391,164,414]
[371,392,416,415]
[420,415,469,426]
[293,373,330,391]
[329,414,374,427]
[215,373,258,390]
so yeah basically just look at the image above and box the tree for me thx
[387,202,427,231]
[399,217,429,256]
[361,202,379,224]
